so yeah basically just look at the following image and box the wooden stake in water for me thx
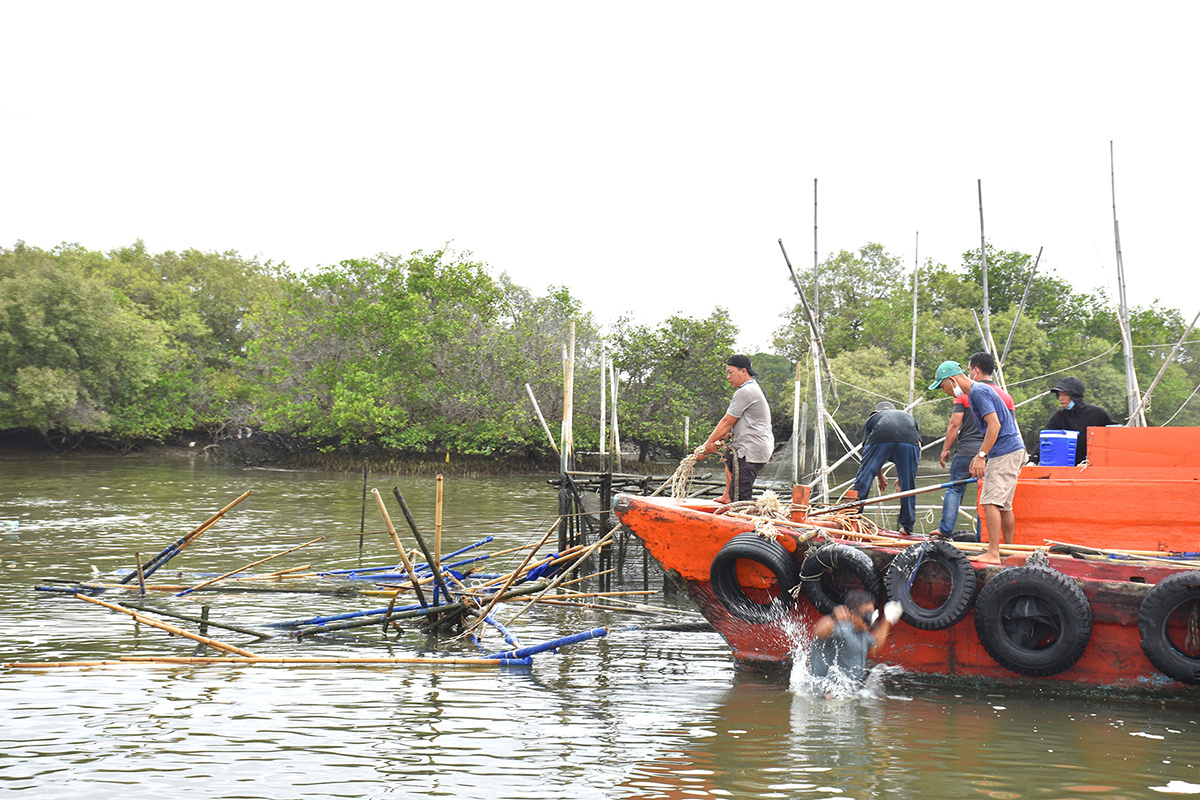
[134,552,146,597]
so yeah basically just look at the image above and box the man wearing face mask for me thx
[1045,377,1116,464]
[930,360,1025,563]
[936,352,1018,538]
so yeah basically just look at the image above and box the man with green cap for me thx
[929,359,1025,563]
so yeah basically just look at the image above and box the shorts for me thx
[978,448,1025,510]
[722,450,765,501]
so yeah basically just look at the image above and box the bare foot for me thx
[976,553,1002,565]
[715,495,730,504]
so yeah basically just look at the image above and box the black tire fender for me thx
[973,565,1092,677]
[1137,570,1200,685]
[885,539,977,630]
[800,542,883,615]
[710,532,801,624]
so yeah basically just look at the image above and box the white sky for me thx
[3,2,1197,352]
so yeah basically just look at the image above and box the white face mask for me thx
[951,383,964,398]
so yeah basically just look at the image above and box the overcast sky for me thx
[3,2,1197,352]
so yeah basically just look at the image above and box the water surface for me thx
[1,454,1197,799]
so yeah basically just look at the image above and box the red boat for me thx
[613,427,1200,692]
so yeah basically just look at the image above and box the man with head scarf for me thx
[1046,377,1117,464]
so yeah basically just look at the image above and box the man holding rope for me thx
[697,354,773,503]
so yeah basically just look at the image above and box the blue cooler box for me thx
[1039,429,1078,466]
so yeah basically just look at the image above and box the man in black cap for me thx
[852,401,921,534]
[698,354,774,503]
[1045,377,1116,464]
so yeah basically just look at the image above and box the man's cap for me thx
[927,360,965,390]
[727,354,757,377]
[874,401,896,412]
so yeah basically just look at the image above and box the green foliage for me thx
[244,250,597,457]
[611,311,738,461]
[0,244,169,437]
[3,232,1198,461]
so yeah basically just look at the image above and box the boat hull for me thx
[615,493,1198,692]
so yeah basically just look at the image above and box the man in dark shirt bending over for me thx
[852,402,921,535]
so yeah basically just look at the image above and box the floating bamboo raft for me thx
[9,484,706,672]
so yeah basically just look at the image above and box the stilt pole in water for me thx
[371,489,428,608]
[359,463,368,565]
[435,474,444,568]
[392,487,455,606]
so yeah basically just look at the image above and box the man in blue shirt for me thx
[930,360,1026,563]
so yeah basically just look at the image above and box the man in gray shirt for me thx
[699,354,774,503]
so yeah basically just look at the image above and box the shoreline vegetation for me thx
[3,239,1199,476]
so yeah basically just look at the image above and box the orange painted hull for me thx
[614,489,1200,693]
[1000,426,1200,553]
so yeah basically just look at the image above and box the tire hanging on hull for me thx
[1137,570,1200,686]
[800,542,883,615]
[973,565,1092,677]
[884,539,977,630]
[710,532,801,624]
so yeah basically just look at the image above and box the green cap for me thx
[928,360,965,391]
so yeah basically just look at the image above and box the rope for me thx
[1005,345,1119,388]
[1163,378,1200,426]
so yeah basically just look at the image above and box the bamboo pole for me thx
[371,489,428,608]
[5,655,532,668]
[909,231,920,406]
[609,359,622,472]
[122,603,273,639]
[392,487,455,605]
[121,490,252,583]
[792,361,801,484]
[460,519,560,637]
[134,552,146,597]
[1112,142,1146,426]
[525,383,559,455]
[176,537,324,597]
[435,474,444,568]
[599,343,607,462]
[1000,248,1042,367]
[74,594,258,657]
[1129,307,1200,423]
[978,179,996,358]
[503,530,614,627]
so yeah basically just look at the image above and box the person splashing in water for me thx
[809,589,901,697]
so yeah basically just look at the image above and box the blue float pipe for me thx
[322,537,494,576]
[484,627,609,660]
[268,602,424,628]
